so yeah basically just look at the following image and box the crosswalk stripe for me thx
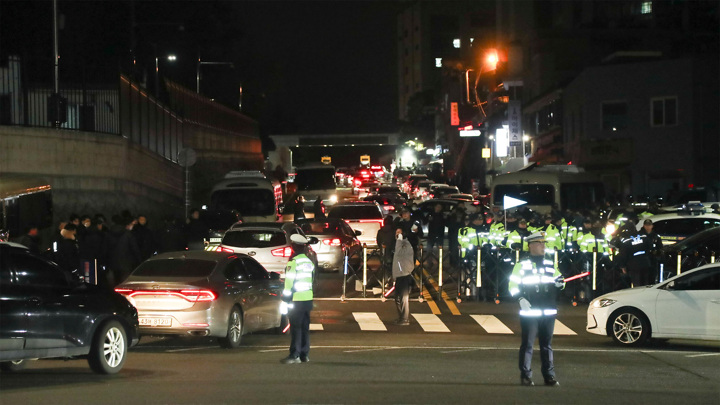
[554,319,577,335]
[412,313,450,332]
[310,323,324,331]
[470,315,513,334]
[352,312,387,331]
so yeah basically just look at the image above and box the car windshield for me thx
[329,205,382,219]
[294,168,336,190]
[211,189,275,216]
[222,230,287,248]
[298,220,344,236]
[132,259,217,278]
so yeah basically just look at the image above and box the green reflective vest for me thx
[283,254,315,301]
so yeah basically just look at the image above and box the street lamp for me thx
[196,57,234,94]
[154,48,176,98]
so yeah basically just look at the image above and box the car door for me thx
[655,266,720,339]
[223,259,260,332]
[0,253,27,354]
[242,257,276,329]
[10,252,79,350]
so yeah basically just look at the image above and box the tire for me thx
[219,307,243,349]
[0,359,28,372]
[609,309,651,346]
[88,320,127,374]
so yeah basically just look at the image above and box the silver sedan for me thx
[115,251,286,348]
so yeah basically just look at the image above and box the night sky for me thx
[0,0,402,135]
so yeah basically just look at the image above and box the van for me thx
[490,164,605,214]
[209,171,282,223]
[292,164,338,208]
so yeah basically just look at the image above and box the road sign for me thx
[503,195,527,210]
[450,102,459,126]
[508,101,522,147]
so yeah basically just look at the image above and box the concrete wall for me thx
[0,126,184,225]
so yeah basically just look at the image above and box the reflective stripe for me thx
[520,309,543,317]
[543,309,557,316]
[294,281,312,292]
[282,290,292,296]
[633,251,646,256]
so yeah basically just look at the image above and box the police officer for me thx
[639,218,663,283]
[508,231,565,387]
[280,234,316,364]
[616,221,652,287]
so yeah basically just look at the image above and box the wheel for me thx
[0,359,28,372]
[88,320,127,374]
[219,307,243,348]
[609,309,650,346]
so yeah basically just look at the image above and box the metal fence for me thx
[1,54,182,163]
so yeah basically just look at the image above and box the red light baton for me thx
[562,271,591,282]
[384,285,396,297]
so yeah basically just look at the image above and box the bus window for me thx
[560,182,605,211]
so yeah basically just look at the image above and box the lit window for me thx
[651,97,677,127]
[641,2,652,14]
[435,58,442,68]
[453,39,460,49]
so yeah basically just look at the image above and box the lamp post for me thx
[196,56,234,95]
[153,48,176,98]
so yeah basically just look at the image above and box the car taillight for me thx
[116,289,217,302]
[323,238,342,246]
[215,246,234,253]
[358,219,384,225]
[385,206,395,211]
[271,246,293,257]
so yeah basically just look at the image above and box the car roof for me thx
[147,250,240,262]
[229,222,296,231]
[0,241,29,250]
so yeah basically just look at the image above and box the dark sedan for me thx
[0,242,139,374]
[296,218,363,271]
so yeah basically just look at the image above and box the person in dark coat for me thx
[156,216,188,253]
[133,214,157,260]
[313,196,326,220]
[394,208,422,256]
[186,208,209,250]
[376,215,397,282]
[392,228,415,325]
[426,203,445,250]
[293,195,306,223]
[55,223,80,274]
[108,217,141,286]
[16,224,41,255]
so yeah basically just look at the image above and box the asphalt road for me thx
[2,299,718,405]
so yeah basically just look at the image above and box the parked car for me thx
[0,242,139,374]
[636,203,720,245]
[586,263,720,346]
[217,222,318,277]
[296,218,363,271]
[354,180,381,199]
[429,185,460,199]
[115,250,286,348]
[327,202,384,247]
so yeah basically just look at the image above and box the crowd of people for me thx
[10,209,212,287]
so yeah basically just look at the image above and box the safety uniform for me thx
[543,223,563,253]
[616,231,652,287]
[509,256,564,383]
[559,218,577,250]
[282,253,315,360]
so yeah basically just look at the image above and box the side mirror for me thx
[354,229,363,236]
[308,236,319,245]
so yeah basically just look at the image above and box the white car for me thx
[636,206,720,245]
[586,263,720,346]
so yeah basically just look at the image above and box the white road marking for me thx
[470,315,513,334]
[554,319,577,335]
[353,312,387,331]
[412,313,450,332]
[685,353,720,358]
[310,323,324,331]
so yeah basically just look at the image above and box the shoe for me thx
[393,319,410,326]
[520,377,534,386]
[280,356,301,364]
[300,355,310,363]
[544,378,560,387]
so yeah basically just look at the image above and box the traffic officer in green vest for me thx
[542,214,563,254]
[577,218,609,255]
[508,231,565,387]
[280,234,316,364]
[488,211,506,248]
[505,218,532,253]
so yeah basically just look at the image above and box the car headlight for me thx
[329,194,338,203]
[592,298,617,308]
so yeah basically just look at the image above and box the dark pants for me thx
[519,315,556,380]
[628,257,652,287]
[427,233,443,250]
[288,300,313,358]
[394,275,413,322]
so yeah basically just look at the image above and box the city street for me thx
[2,299,718,404]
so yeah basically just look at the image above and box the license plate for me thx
[139,317,172,327]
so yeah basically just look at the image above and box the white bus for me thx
[292,164,338,208]
[490,165,605,214]
[209,171,282,223]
